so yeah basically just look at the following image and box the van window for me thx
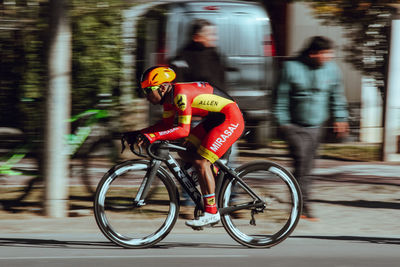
[231,14,262,56]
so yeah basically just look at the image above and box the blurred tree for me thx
[260,0,288,57]
[0,0,46,133]
[260,0,398,96]
[0,0,130,140]
[70,0,129,114]
[302,0,398,97]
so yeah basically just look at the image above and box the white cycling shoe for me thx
[185,212,220,228]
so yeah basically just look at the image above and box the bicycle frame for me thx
[134,143,204,214]
[134,141,267,217]
[214,159,267,216]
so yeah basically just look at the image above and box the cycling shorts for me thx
[186,103,244,163]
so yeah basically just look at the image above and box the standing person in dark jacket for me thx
[169,18,236,208]
[169,18,228,93]
[274,36,349,221]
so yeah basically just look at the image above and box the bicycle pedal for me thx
[191,226,204,231]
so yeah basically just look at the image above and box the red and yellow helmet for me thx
[140,66,176,89]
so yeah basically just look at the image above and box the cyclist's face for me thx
[145,83,169,105]
[193,25,218,48]
[146,88,162,105]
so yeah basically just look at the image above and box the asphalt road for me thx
[0,233,399,267]
[1,155,400,267]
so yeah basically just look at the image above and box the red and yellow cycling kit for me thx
[141,82,244,163]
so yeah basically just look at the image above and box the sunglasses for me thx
[142,85,160,95]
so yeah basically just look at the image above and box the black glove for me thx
[136,133,150,147]
[121,131,140,153]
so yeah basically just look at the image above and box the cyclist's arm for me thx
[142,99,192,143]
[140,104,176,134]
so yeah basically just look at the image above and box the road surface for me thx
[0,233,399,267]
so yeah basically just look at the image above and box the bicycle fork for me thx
[133,159,162,206]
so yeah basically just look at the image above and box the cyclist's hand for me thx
[136,133,150,149]
[121,131,140,153]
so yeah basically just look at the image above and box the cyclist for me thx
[124,66,244,228]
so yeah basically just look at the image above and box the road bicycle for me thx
[94,139,302,248]
[0,95,119,198]
[67,107,119,195]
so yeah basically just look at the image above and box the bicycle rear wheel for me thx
[219,160,302,248]
[94,160,179,248]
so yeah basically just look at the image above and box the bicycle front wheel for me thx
[75,138,118,196]
[219,160,302,248]
[94,160,179,248]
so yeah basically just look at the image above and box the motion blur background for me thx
[1,0,400,216]
[2,0,398,157]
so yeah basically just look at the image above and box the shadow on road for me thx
[0,237,115,249]
[313,173,400,186]
[1,235,399,249]
[293,235,400,245]
[0,237,243,249]
[311,199,400,210]
[0,195,93,214]
[154,242,241,249]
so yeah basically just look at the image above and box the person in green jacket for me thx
[274,36,349,221]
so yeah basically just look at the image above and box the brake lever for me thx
[121,137,126,154]
[130,142,146,158]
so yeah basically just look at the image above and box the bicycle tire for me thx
[70,138,119,198]
[94,159,179,248]
[73,138,118,196]
[218,160,302,248]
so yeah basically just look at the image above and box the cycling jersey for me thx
[141,82,244,163]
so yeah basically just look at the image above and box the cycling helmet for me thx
[140,66,176,90]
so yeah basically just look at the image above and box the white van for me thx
[135,0,276,143]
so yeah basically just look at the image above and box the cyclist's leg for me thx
[177,137,201,208]
[185,116,224,193]
[197,105,244,165]
[185,106,244,228]
[182,122,218,227]
[183,127,213,193]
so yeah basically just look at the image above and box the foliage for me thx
[70,0,129,113]
[301,0,399,95]
[0,0,130,139]
[0,2,48,142]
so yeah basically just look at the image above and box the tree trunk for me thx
[43,0,71,217]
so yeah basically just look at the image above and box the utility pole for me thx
[383,9,400,161]
[43,0,71,217]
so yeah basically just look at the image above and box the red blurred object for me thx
[203,6,219,11]
[264,34,276,57]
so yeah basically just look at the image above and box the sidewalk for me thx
[1,150,400,238]
[239,148,400,237]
